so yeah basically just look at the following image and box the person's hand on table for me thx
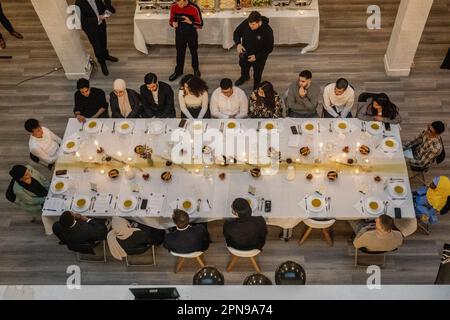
[172,21,178,28]
[182,16,192,24]
[73,213,83,220]
[76,115,86,123]
[247,55,256,62]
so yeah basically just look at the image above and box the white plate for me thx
[241,195,258,211]
[307,195,325,212]
[148,121,164,134]
[178,197,196,214]
[262,121,277,131]
[117,195,138,213]
[381,137,399,152]
[50,179,69,195]
[72,195,91,213]
[62,139,80,154]
[191,121,204,131]
[364,197,384,215]
[302,121,316,134]
[84,120,101,133]
[117,120,134,134]
[333,120,350,134]
[388,182,407,198]
[366,121,383,135]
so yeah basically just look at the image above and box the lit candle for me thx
[88,156,93,161]
[146,13,150,17]
[315,169,320,174]
[94,140,99,146]
[342,153,346,158]
[365,159,370,164]
[244,158,248,162]
[243,12,247,15]
[319,142,323,149]
[336,158,340,163]
[76,152,81,158]
[355,169,360,174]
[357,142,361,148]
[117,151,122,157]
[194,169,200,174]
[296,158,300,162]
[100,169,105,175]
[128,157,132,162]
[299,10,304,15]
[206,12,210,16]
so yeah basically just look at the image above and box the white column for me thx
[31,0,92,80]
[384,0,433,77]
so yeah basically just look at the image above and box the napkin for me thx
[147,192,165,215]
[353,199,365,215]
[92,194,113,214]
[43,197,66,214]
[288,135,301,148]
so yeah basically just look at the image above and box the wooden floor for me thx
[0,0,449,285]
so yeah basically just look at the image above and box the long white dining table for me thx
[42,118,415,236]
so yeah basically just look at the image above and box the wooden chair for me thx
[299,219,336,246]
[226,246,261,273]
[124,244,156,268]
[69,240,107,263]
[170,251,205,273]
[354,247,398,268]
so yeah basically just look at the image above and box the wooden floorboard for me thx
[0,0,449,285]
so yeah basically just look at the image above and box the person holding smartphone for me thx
[168,0,203,82]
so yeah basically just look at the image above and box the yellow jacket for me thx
[427,176,450,212]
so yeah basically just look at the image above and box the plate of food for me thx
[161,171,173,182]
[334,120,350,134]
[364,197,384,215]
[72,195,91,213]
[62,139,79,154]
[241,195,258,211]
[85,119,101,133]
[366,121,383,135]
[117,195,138,213]
[327,171,338,181]
[250,167,261,178]
[118,120,133,134]
[381,137,399,152]
[262,121,276,131]
[307,195,325,212]
[300,146,311,157]
[359,145,371,155]
[179,197,195,214]
[226,120,238,130]
[50,179,69,195]
[388,182,407,198]
[301,121,316,134]
[148,121,164,135]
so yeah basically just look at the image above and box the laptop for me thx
[129,287,180,300]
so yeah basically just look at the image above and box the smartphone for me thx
[56,169,67,176]
[290,126,299,135]
[140,199,148,210]
[394,207,402,219]
[384,122,391,131]
[103,10,112,18]
[264,200,272,213]
[178,119,187,128]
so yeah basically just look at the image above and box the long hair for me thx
[180,74,208,97]
[256,81,276,112]
[370,93,399,120]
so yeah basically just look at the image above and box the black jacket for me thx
[163,224,210,254]
[233,16,274,61]
[74,87,109,118]
[53,219,108,248]
[75,0,106,32]
[223,216,267,251]
[140,81,176,118]
[110,89,142,118]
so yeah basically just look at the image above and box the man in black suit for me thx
[164,209,210,253]
[52,211,108,248]
[103,0,116,14]
[140,73,176,118]
[75,0,118,76]
[223,198,267,251]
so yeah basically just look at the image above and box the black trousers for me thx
[239,56,267,90]
[441,47,450,70]
[0,2,14,34]
[83,22,109,64]
[175,30,199,74]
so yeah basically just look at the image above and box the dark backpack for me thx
[5,179,16,203]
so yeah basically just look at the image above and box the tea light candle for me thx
[364,159,370,164]
[243,11,247,15]
[206,12,210,16]
[315,169,320,174]
[117,151,122,157]
[319,142,323,149]
[296,158,300,162]
[194,168,200,174]
[146,13,150,17]
[355,168,360,174]
[357,142,361,148]
[342,153,346,158]
[88,156,93,161]
[94,140,99,146]
[100,169,105,175]
[299,10,304,15]
[127,157,132,162]
[76,152,81,158]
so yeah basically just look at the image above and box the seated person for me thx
[210,78,248,119]
[249,81,282,118]
[8,164,49,216]
[179,74,210,119]
[414,176,450,225]
[107,217,165,261]
[163,209,210,253]
[403,121,445,171]
[74,78,109,123]
[140,73,175,118]
[356,92,401,124]
[323,78,355,118]
[110,79,141,118]
[52,211,108,248]
[285,70,320,118]
[349,215,403,252]
[25,119,62,166]
[223,198,267,251]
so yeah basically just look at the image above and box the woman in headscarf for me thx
[109,79,141,118]
[107,217,165,261]
[414,176,450,224]
[9,164,49,216]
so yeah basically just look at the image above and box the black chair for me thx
[274,261,306,285]
[124,243,156,267]
[193,266,224,285]
[435,243,450,284]
[29,152,53,170]
[243,273,272,285]
[354,247,398,268]
[417,195,450,235]
[68,241,106,263]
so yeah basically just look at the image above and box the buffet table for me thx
[134,0,320,54]
[42,118,415,235]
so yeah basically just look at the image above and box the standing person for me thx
[441,46,450,70]
[75,0,118,76]
[285,70,320,118]
[233,11,274,90]
[0,1,23,49]
[168,0,203,82]
[322,78,355,118]
[103,0,116,14]
[140,73,176,118]
[74,78,109,122]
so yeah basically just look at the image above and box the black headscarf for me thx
[9,165,48,197]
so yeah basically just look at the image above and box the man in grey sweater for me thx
[285,70,320,118]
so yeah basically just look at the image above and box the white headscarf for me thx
[113,79,133,117]
[107,217,140,260]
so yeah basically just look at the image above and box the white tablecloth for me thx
[42,118,415,235]
[134,1,320,54]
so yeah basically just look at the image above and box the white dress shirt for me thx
[151,88,159,104]
[29,127,62,165]
[210,86,248,119]
[323,83,355,118]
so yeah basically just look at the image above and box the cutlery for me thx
[206,199,212,209]
[44,208,57,212]
[317,122,321,133]
[390,197,406,201]
[297,125,302,135]
[304,197,309,212]
[361,121,366,132]
[219,122,224,133]
[329,122,333,133]
[359,190,366,195]
[383,201,389,215]
[256,121,261,132]
[112,121,116,134]
[315,190,323,196]
[204,123,208,133]
[360,199,365,214]
[176,198,179,209]
[261,198,265,212]
[165,124,168,134]
[79,122,85,132]
[100,122,104,133]
[197,199,201,212]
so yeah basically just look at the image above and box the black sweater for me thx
[74,87,109,118]
[223,216,267,251]
[233,16,274,61]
